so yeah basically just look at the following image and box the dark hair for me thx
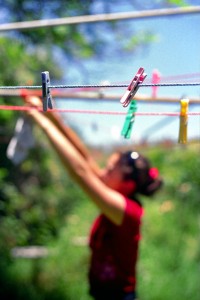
[120,151,163,197]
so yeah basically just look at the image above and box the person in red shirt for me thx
[23,96,163,300]
[88,151,162,300]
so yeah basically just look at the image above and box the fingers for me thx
[24,96,42,108]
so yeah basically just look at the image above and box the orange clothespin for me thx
[178,98,189,144]
[151,69,161,98]
[120,67,147,107]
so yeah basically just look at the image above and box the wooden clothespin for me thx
[41,71,53,111]
[178,98,189,144]
[121,100,137,139]
[120,67,147,107]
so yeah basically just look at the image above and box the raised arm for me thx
[24,96,101,177]
[28,109,125,225]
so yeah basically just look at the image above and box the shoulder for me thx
[123,197,144,224]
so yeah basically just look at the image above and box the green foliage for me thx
[0,129,81,248]
[0,36,62,88]
[0,0,169,63]
[1,143,199,299]
[123,30,159,53]
[137,143,200,300]
[168,0,188,6]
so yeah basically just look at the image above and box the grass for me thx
[4,142,200,299]
[138,198,200,299]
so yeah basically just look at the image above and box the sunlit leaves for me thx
[123,30,159,53]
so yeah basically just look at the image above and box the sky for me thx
[57,3,200,147]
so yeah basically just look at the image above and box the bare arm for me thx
[24,96,101,177]
[28,109,125,225]
[47,111,102,176]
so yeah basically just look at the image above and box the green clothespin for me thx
[121,100,137,139]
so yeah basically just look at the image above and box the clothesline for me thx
[0,82,200,90]
[0,105,199,116]
[0,6,200,32]
[0,90,200,104]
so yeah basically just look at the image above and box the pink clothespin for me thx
[120,67,147,107]
[151,69,161,98]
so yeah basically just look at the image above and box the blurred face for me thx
[101,151,158,197]
[101,153,134,192]
[101,153,123,189]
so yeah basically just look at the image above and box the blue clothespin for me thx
[41,71,53,111]
[120,67,147,107]
[121,100,137,139]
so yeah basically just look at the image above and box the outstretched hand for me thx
[24,96,43,108]
[21,96,102,177]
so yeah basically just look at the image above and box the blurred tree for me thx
[0,0,186,83]
[0,0,185,76]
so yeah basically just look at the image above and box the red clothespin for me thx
[120,67,147,107]
[151,69,161,98]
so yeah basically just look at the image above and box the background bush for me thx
[0,142,199,299]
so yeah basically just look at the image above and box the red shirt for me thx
[89,197,143,297]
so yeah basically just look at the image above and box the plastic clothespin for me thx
[151,69,161,98]
[121,100,137,139]
[120,67,147,107]
[178,98,189,144]
[41,71,53,111]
